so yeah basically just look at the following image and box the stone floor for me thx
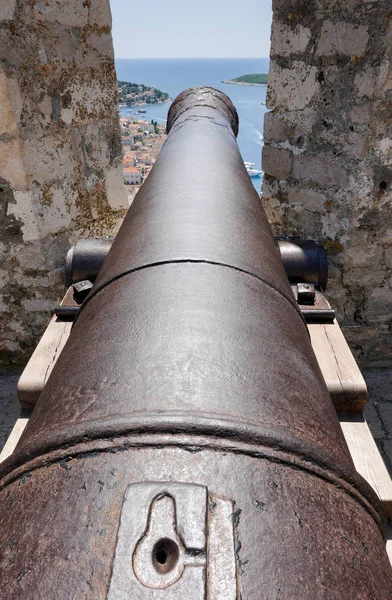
[0,367,23,451]
[363,368,392,476]
[1,366,392,478]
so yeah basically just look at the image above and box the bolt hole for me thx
[156,549,167,564]
[152,538,179,574]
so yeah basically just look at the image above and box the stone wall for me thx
[0,1,127,365]
[263,0,392,366]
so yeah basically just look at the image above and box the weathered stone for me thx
[366,288,392,324]
[88,0,113,28]
[32,0,89,28]
[87,32,115,58]
[22,299,56,313]
[344,267,386,289]
[264,0,392,364]
[0,71,21,135]
[262,146,293,180]
[344,239,384,270]
[375,138,392,166]
[316,20,369,57]
[263,112,290,144]
[349,104,371,125]
[270,22,311,56]
[0,0,16,20]
[292,155,348,188]
[286,188,326,213]
[267,61,319,111]
[0,0,127,365]
[354,69,377,98]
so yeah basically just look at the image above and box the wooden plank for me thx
[309,321,367,412]
[340,414,392,519]
[17,316,72,409]
[0,418,28,463]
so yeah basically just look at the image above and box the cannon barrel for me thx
[1,87,391,599]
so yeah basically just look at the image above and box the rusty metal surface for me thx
[277,239,329,289]
[63,238,328,288]
[65,237,114,287]
[1,87,391,598]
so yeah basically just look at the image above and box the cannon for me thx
[1,87,391,599]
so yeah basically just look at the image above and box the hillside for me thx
[223,73,269,86]
[118,80,170,105]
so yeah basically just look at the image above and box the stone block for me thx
[16,243,46,271]
[32,0,89,28]
[262,146,293,180]
[267,61,319,111]
[354,69,377,98]
[366,288,392,324]
[105,166,129,211]
[349,104,370,125]
[0,1,16,20]
[292,155,348,188]
[87,33,114,58]
[88,0,113,27]
[346,132,367,160]
[270,22,311,57]
[344,242,384,271]
[375,138,392,166]
[263,112,290,144]
[316,20,369,57]
[344,267,385,288]
[0,139,26,187]
[261,175,280,199]
[7,192,40,242]
[42,233,70,271]
[0,71,21,135]
[286,187,326,212]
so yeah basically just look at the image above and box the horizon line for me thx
[115,56,270,60]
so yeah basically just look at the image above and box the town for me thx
[118,80,170,106]
[120,115,167,204]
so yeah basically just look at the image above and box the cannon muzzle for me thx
[1,87,391,598]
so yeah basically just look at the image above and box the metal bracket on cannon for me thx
[55,237,335,323]
[275,237,335,323]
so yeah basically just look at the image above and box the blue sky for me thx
[110,0,272,58]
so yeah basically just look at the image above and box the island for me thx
[222,73,269,86]
[118,80,170,107]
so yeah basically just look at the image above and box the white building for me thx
[123,166,142,185]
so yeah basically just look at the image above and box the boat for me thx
[246,166,263,178]
[243,161,262,177]
[137,109,147,114]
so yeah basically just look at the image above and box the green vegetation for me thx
[117,81,170,105]
[227,73,269,85]
[151,119,160,135]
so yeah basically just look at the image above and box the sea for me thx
[115,58,270,192]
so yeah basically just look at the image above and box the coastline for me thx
[222,80,267,87]
[119,99,172,109]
